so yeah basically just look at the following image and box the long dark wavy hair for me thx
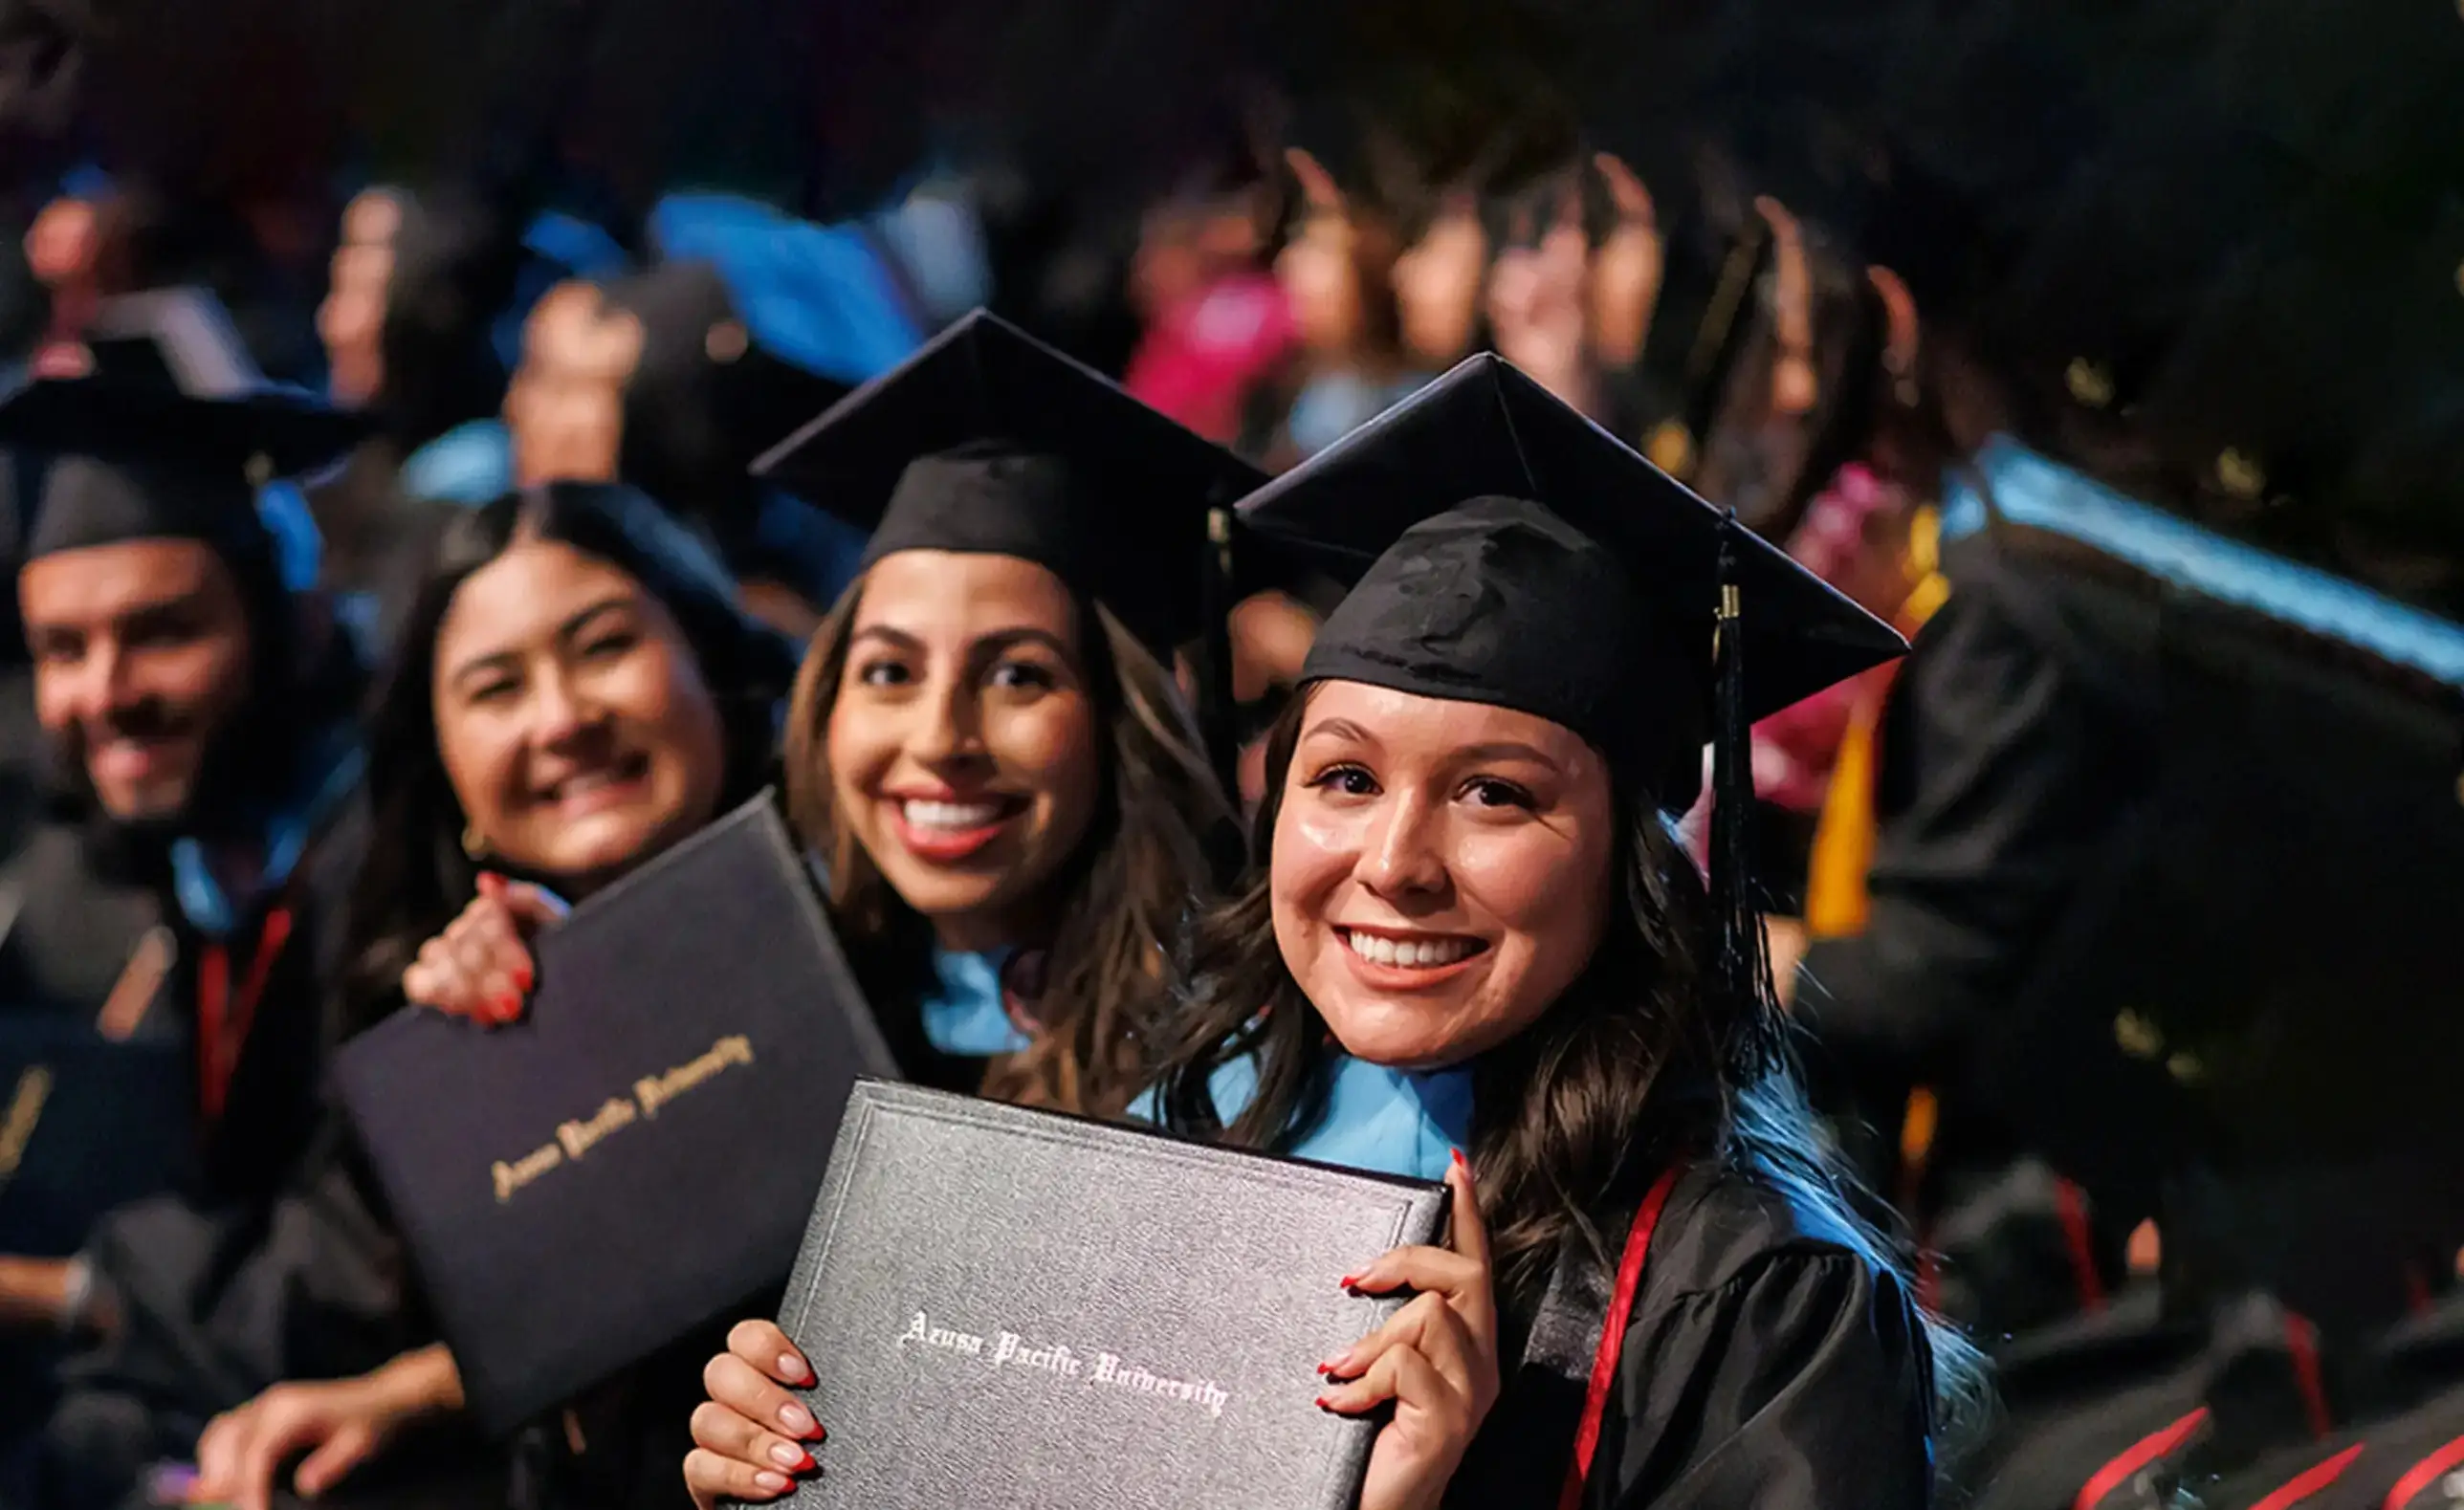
[1149,684,1990,1456]
[784,573,1242,1118]
[341,481,797,1033]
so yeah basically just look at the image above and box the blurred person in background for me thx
[0,364,391,1508]
[1121,151,1295,449]
[499,194,922,643]
[1263,141,1429,466]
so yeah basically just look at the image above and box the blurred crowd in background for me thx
[0,0,2458,1506]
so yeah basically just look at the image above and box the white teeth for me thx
[547,769,621,801]
[903,799,1006,832]
[1343,930,1477,970]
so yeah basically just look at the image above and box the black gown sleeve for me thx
[1793,552,2134,1098]
[1592,1252,1935,1509]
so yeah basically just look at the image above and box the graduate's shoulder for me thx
[1640,1161,1909,1308]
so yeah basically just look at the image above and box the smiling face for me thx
[1270,680,1617,1070]
[431,537,727,892]
[20,540,255,823]
[824,551,1103,951]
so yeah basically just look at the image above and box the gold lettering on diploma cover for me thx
[635,1034,753,1118]
[489,1034,756,1204]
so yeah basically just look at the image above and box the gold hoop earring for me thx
[462,823,487,861]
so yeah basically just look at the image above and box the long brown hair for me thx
[784,572,1240,1117]
[1147,686,1989,1450]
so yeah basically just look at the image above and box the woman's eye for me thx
[855,659,913,688]
[1463,777,1534,810]
[1307,763,1379,798]
[468,677,519,705]
[989,660,1057,692]
[579,630,639,661]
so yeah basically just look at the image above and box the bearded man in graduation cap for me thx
[0,295,429,1509]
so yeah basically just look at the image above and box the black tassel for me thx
[1196,503,1243,805]
[1709,512,1779,1068]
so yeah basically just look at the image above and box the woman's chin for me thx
[535,815,671,887]
[1318,1002,1474,1075]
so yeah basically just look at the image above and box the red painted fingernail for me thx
[512,963,534,992]
[1337,1274,1357,1289]
[1314,1395,1334,1411]
[1451,1147,1467,1171]
[494,994,522,1022]
[1315,1362,1334,1376]
[477,871,502,897]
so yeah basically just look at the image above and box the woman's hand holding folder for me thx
[1318,1151,1499,1510]
[684,1320,825,1509]
[401,872,568,1025]
[677,1154,1498,1510]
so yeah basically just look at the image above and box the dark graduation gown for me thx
[1446,1164,1938,1508]
[1793,525,2176,1214]
[38,778,432,1507]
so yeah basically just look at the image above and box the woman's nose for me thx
[527,667,605,747]
[1358,798,1447,900]
[907,676,988,770]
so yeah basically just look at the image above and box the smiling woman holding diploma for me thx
[686,358,1982,1509]
[190,481,795,1510]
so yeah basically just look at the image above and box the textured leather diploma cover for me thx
[765,1081,1448,1510]
[339,795,898,1432]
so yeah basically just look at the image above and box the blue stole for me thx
[166,721,364,939]
[1946,436,2464,689]
[399,419,516,506]
[918,949,1033,1058]
[1131,1053,1475,1184]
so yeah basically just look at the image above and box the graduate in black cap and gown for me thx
[685,354,1982,1509]
[308,183,530,652]
[732,305,1254,1111]
[0,365,419,1507]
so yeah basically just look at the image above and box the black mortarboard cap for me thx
[3,289,368,566]
[1238,354,1905,809]
[754,308,1270,660]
